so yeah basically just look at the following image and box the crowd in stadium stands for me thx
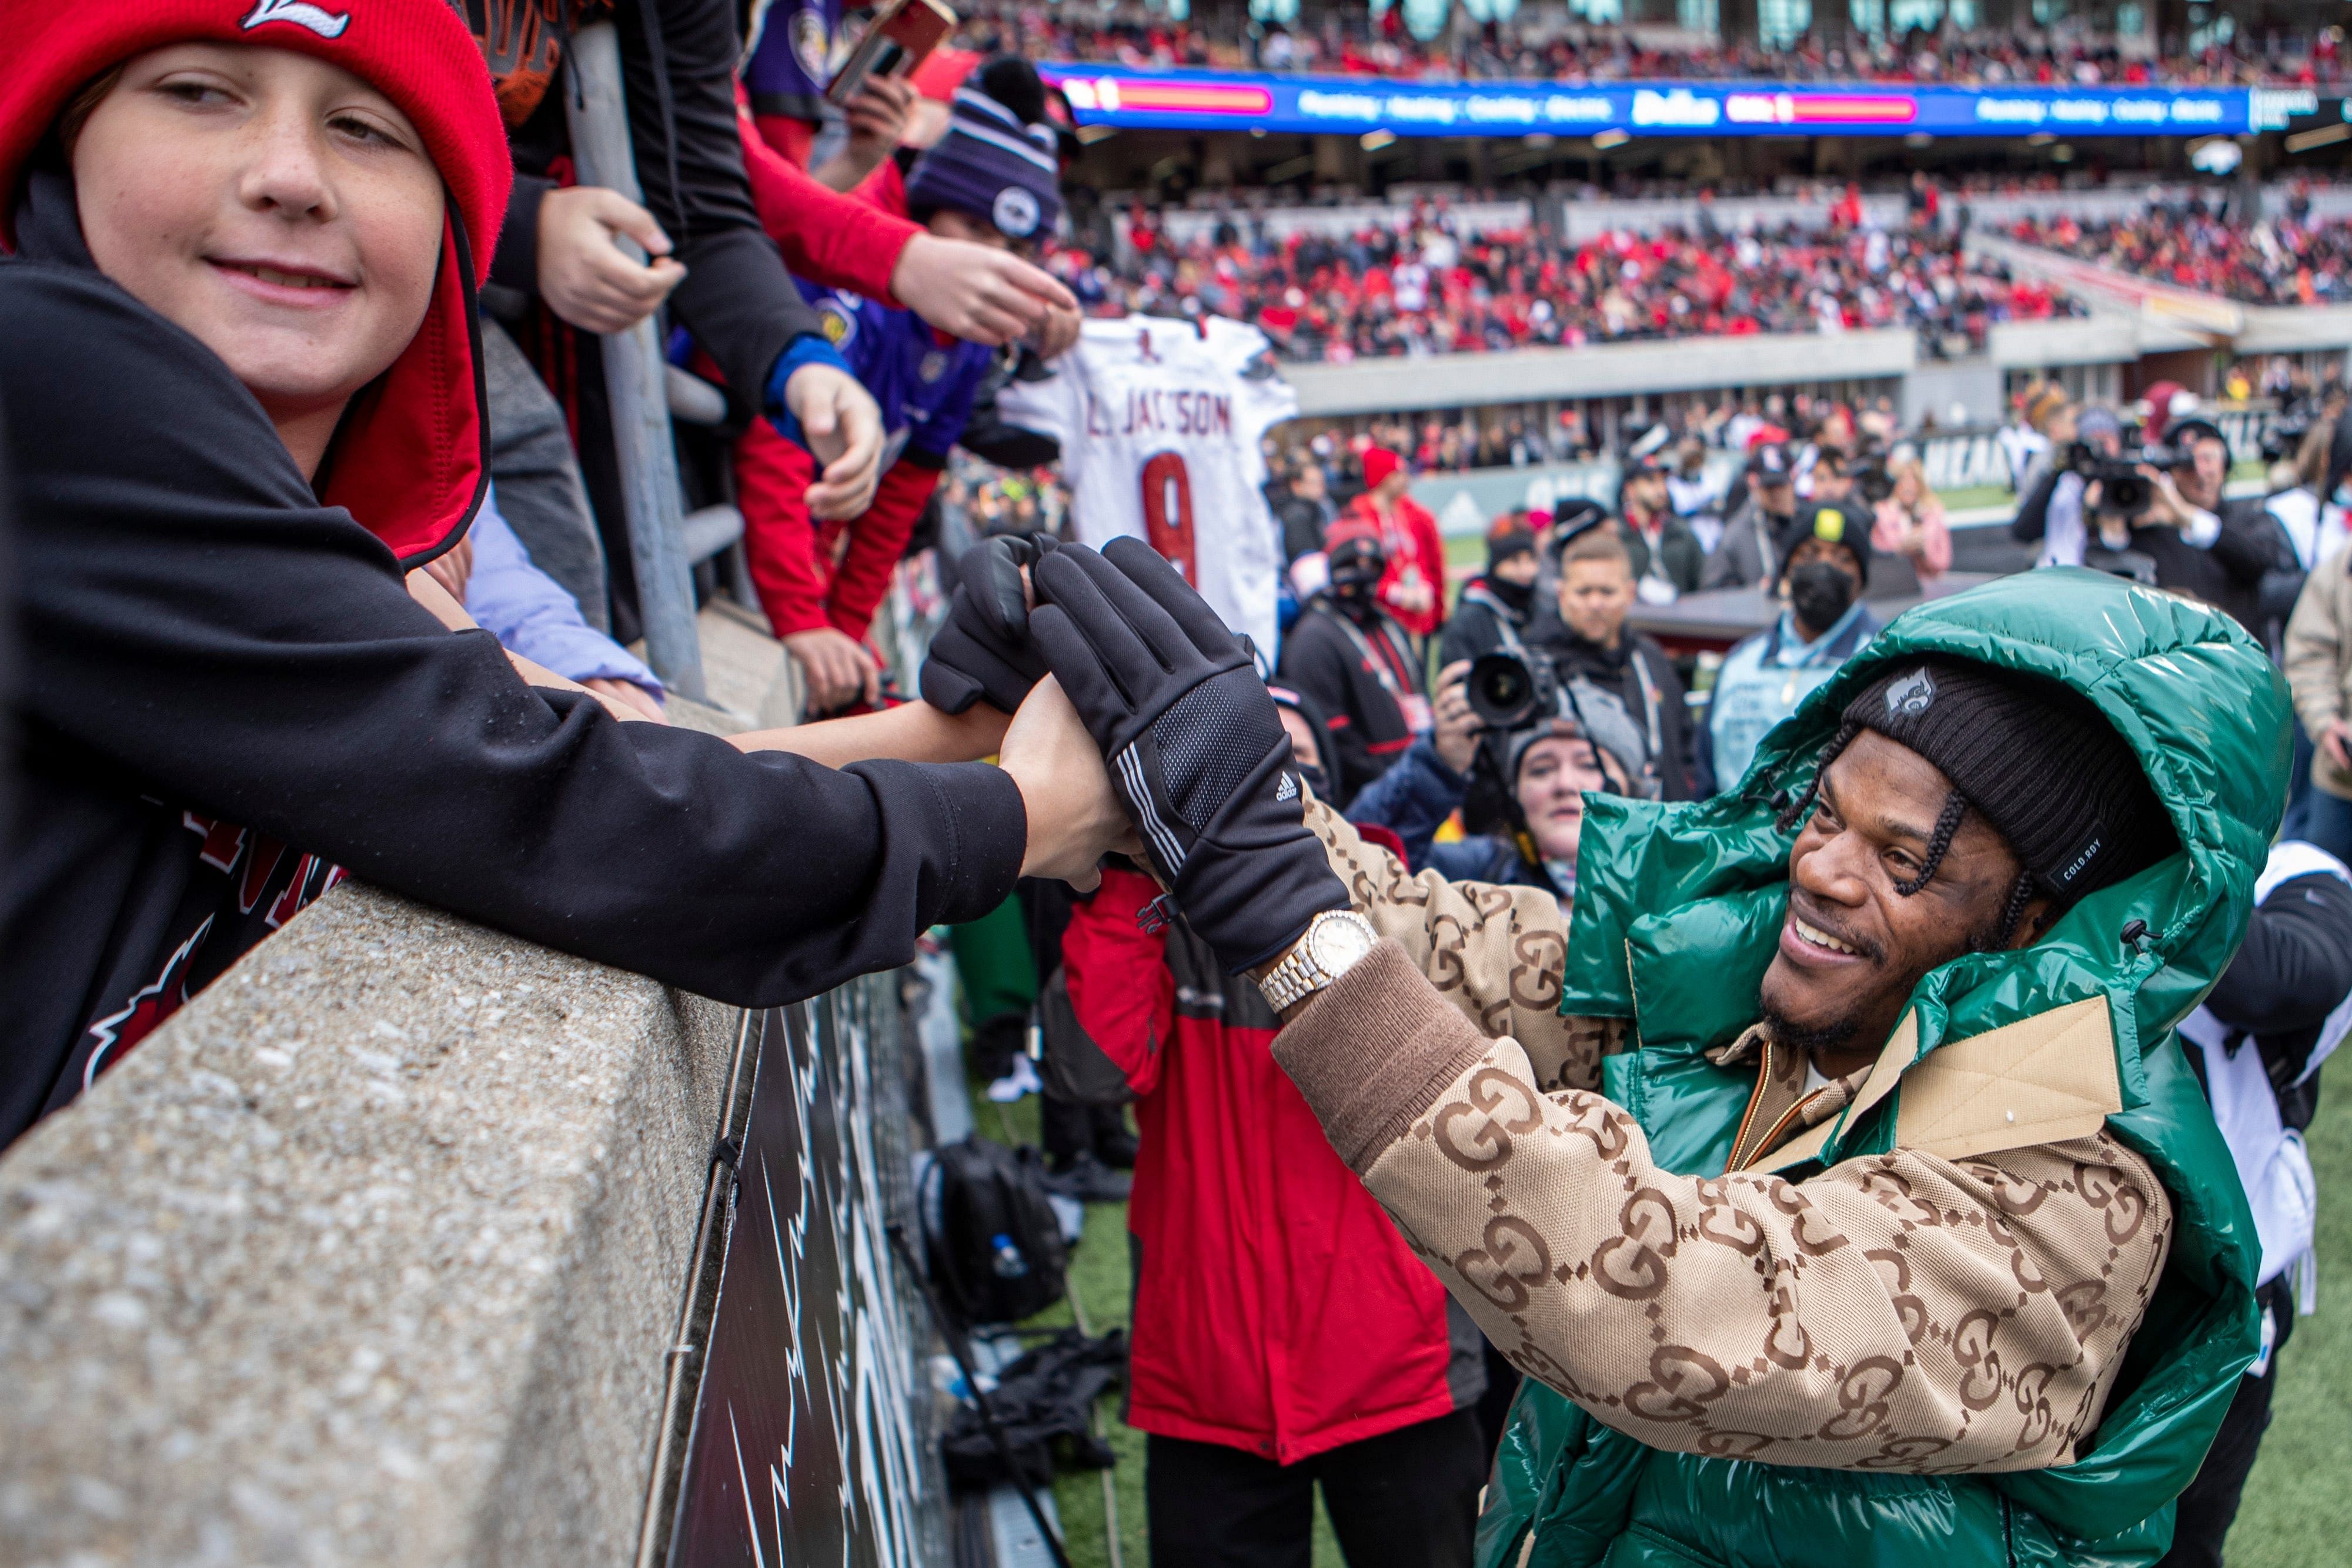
[1045,202,2080,363]
[960,5,2347,88]
[2009,199,2352,305]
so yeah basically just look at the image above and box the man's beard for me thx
[1758,1000,1865,1058]
[1760,908,2010,1060]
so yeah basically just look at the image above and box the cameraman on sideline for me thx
[2014,403,2287,632]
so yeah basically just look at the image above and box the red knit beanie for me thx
[1361,446,1404,490]
[0,0,511,566]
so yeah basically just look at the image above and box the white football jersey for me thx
[998,316,1298,656]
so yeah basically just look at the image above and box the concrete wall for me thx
[0,604,804,1568]
[0,884,741,1567]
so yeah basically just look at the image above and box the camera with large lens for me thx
[2061,440,2192,520]
[1466,648,1560,732]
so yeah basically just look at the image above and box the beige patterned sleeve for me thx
[1272,944,2172,1474]
[1308,796,1612,1093]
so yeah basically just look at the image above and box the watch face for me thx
[1308,912,1374,973]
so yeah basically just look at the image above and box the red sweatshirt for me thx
[1063,868,1484,1464]
[734,84,914,302]
[1341,492,1448,640]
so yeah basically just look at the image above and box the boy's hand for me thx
[536,186,685,335]
[997,677,1142,893]
[813,76,915,192]
[784,365,884,519]
[889,234,1079,346]
[784,627,881,714]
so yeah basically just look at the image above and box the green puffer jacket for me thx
[1477,570,2286,1568]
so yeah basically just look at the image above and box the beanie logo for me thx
[993,186,1041,239]
[1885,667,1937,717]
[241,0,351,39]
[2056,831,2104,887]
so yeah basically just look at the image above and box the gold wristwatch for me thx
[1254,910,1377,1014]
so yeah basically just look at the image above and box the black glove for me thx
[920,535,1052,715]
[1030,538,1349,972]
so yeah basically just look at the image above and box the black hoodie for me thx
[0,173,1024,1148]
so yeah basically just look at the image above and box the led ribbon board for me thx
[1043,67,2313,139]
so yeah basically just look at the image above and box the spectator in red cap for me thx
[1342,446,1447,641]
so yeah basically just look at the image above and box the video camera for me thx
[2059,439,2194,520]
[1464,648,1659,801]
[1465,647,1561,732]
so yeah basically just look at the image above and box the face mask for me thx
[1295,761,1331,801]
[1788,561,1857,632]
[1330,573,1382,620]
[1487,574,1536,613]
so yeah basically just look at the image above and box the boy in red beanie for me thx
[1344,445,1447,641]
[0,0,1122,1148]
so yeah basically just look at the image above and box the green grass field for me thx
[980,1055,2351,1568]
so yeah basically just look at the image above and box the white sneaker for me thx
[985,1054,1041,1103]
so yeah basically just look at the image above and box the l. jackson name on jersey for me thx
[1001,317,1298,657]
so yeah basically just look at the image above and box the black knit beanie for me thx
[1840,657,2174,908]
[1487,524,1537,570]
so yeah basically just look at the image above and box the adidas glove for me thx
[920,535,1053,716]
[1030,538,1349,972]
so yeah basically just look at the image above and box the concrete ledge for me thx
[0,884,740,1567]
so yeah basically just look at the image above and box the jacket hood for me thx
[0,0,510,567]
[1572,569,2287,1049]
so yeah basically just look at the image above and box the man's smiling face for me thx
[1759,730,2047,1070]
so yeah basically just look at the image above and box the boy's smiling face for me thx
[71,43,444,472]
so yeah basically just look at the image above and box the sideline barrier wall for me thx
[0,882,950,1567]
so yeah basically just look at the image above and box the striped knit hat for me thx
[905,87,1062,242]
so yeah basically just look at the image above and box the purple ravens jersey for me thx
[743,0,842,121]
[804,285,993,469]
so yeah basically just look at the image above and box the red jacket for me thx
[1064,868,1483,1465]
[1340,492,1447,640]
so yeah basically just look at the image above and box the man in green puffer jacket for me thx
[1245,569,2281,1566]
[1017,546,2283,1564]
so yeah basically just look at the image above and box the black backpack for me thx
[1036,964,1137,1108]
[923,1136,1069,1326]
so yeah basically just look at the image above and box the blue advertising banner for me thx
[1041,66,2321,140]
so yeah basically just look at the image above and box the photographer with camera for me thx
[2010,400,2113,569]
[1278,531,1429,808]
[1705,501,1881,791]
[2016,407,2289,629]
[1531,526,1702,800]
[2124,417,2296,635]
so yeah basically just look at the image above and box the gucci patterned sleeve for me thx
[1304,796,1613,1095]
[1271,944,2173,1474]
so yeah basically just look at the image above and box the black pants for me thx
[1147,1409,1484,1568]
[2159,1281,2292,1568]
